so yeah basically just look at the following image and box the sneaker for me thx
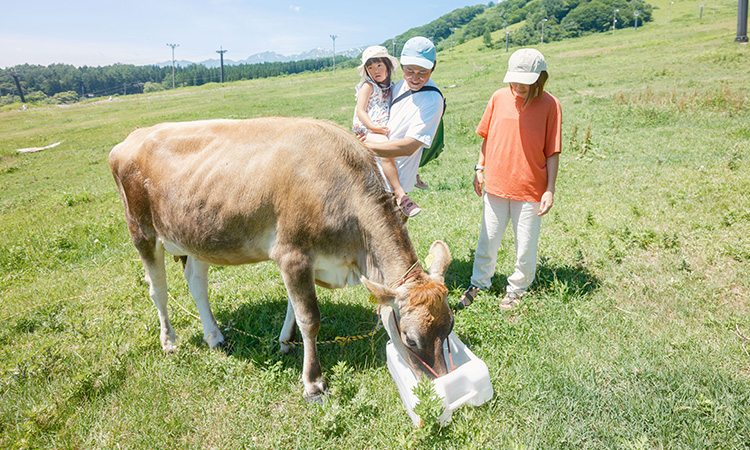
[499,294,521,311]
[398,194,422,217]
[415,174,429,190]
[459,285,481,308]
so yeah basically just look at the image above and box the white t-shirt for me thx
[376,79,443,193]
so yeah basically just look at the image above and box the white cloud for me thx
[289,5,301,13]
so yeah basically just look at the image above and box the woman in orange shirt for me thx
[460,48,561,310]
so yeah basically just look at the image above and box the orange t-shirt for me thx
[476,87,562,202]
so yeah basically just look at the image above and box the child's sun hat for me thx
[503,48,547,84]
[357,46,400,78]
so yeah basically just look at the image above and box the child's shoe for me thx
[415,174,429,189]
[398,194,421,217]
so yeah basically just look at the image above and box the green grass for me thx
[1,0,749,448]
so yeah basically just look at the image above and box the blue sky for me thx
[1,1,477,68]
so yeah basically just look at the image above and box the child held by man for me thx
[353,46,421,217]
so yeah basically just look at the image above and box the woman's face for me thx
[510,82,532,98]
[366,60,389,83]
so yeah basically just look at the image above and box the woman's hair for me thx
[523,70,549,107]
[365,57,393,88]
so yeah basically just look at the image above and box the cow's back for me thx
[110,117,390,266]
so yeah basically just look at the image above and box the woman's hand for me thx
[473,171,484,197]
[538,191,554,216]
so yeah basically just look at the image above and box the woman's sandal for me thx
[459,285,481,308]
[499,294,521,311]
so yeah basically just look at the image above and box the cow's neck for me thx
[361,217,420,288]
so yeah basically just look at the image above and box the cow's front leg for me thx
[276,249,327,401]
[183,256,225,348]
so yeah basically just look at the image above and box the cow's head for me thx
[363,240,453,379]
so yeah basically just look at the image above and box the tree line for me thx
[0,56,355,106]
[452,0,653,49]
[1,0,653,107]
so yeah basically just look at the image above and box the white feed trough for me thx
[381,306,494,426]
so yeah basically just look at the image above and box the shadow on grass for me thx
[534,256,601,300]
[185,296,388,377]
[448,252,601,301]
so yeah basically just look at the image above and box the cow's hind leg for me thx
[140,241,178,353]
[275,248,327,401]
[183,256,225,348]
[278,298,297,354]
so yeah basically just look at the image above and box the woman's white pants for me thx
[470,193,542,297]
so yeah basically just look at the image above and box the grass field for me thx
[1,0,749,448]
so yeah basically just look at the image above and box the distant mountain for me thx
[153,46,366,68]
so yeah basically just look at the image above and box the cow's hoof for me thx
[280,343,294,354]
[162,343,178,354]
[304,392,328,404]
[205,330,226,349]
[161,330,178,353]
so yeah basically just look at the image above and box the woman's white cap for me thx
[503,48,547,84]
[357,46,399,78]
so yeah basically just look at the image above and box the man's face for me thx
[402,64,433,90]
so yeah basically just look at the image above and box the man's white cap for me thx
[503,48,547,84]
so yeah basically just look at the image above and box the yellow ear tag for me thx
[424,253,434,269]
[368,293,378,304]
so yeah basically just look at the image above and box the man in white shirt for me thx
[365,37,444,197]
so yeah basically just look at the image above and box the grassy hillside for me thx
[1,0,748,448]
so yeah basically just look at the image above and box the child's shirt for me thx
[352,79,392,137]
[476,87,561,202]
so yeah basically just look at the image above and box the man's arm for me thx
[365,136,423,158]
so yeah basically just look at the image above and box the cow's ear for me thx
[361,276,397,305]
[426,240,451,283]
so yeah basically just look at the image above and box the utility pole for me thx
[634,11,640,31]
[392,38,397,55]
[613,9,619,36]
[216,46,227,83]
[540,18,548,45]
[504,23,510,53]
[738,0,749,42]
[166,43,179,89]
[450,27,457,59]
[330,35,337,75]
[10,71,26,103]
[668,1,674,25]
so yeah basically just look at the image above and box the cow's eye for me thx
[404,334,417,348]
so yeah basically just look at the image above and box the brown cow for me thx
[109,117,453,401]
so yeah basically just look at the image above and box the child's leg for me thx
[470,193,511,289]
[382,157,421,217]
[381,158,406,200]
[507,200,543,296]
